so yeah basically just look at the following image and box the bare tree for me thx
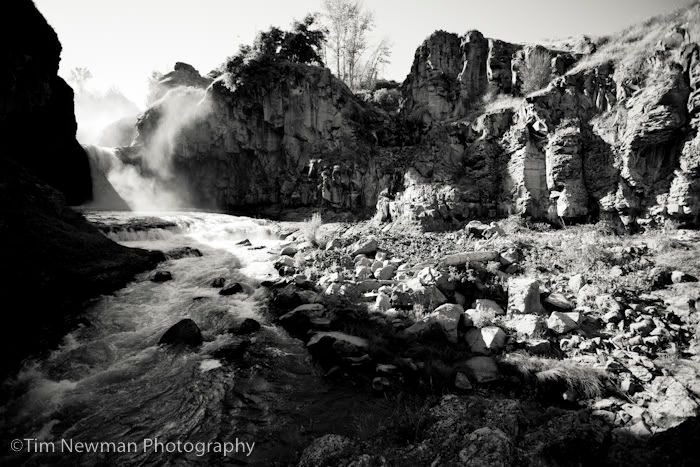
[359,37,391,89]
[68,67,92,93]
[321,0,386,90]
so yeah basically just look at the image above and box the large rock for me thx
[458,427,513,467]
[298,434,352,467]
[159,319,203,347]
[646,376,699,432]
[507,278,545,314]
[465,326,507,354]
[462,356,501,383]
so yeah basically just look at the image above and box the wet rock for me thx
[465,326,507,354]
[278,303,326,335]
[159,319,202,347]
[372,376,391,392]
[547,311,581,334]
[349,237,378,257]
[211,338,250,361]
[458,427,512,467]
[273,255,295,271]
[298,434,353,467]
[151,271,173,282]
[233,318,261,335]
[236,239,252,246]
[219,282,244,296]
[462,356,500,383]
[507,278,545,314]
[211,277,226,288]
[164,246,203,260]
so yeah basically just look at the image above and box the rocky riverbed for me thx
[257,214,700,466]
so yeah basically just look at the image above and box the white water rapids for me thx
[0,211,389,466]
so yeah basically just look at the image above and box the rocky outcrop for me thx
[130,61,385,213]
[0,1,92,205]
[150,62,212,101]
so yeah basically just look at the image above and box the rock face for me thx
[132,61,384,213]
[0,1,92,205]
[0,1,163,375]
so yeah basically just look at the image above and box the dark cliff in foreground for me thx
[126,4,700,231]
[0,1,162,374]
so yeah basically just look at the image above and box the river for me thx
[0,211,389,466]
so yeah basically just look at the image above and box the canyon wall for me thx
[0,1,163,374]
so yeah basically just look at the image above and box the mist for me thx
[83,86,212,211]
[74,86,141,146]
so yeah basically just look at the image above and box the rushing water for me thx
[1,211,389,466]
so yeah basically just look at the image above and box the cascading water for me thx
[0,211,390,466]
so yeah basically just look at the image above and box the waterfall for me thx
[82,144,188,212]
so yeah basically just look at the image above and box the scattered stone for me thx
[568,274,585,293]
[374,264,396,280]
[236,239,251,246]
[219,282,244,296]
[376,293,391,312]
[233,318,261,335]
[672,270,697,284]
[164,246,203,260]
[474,299,505,315]
[547,311,581,334]
[280,245,297,256]
[544,293,573,311]
[151,271,173,282]
[442,250,499,266]
[465,326,506,354]
[646,376,700,432]
[507,278,545,314]
[349,237,378,257]
[630,318,655,336]
[577,283,601,303]
[501,314,547,337]
[159,319,202,347]
[499,248,522,266]
[211,277,226,288]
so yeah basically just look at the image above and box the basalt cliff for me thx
[0,0,162,374]
[124,6,700,230]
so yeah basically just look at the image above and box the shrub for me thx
[372,87,401,112]
[301,212,323,246]
[520,48,552,94]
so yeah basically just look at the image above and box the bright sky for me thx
[35,0,695,108]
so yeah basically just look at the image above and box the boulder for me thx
[151,271,173,283]
[474,299,505,315]
[374,264,396,280]
[280,245,298,256]
[442,250,499,266]
[465,326,507,354]
[219,282,244,296]
[501,313,547,337]
[646,376,699,432]
[159,319,202,347]
[547,311,581,334]
[349,237,378,257]
[211,277,226,288]
[543,293,573,311]
[507,278,545,314]
[233,318,261,335]
[210,337,250,361]
[278,303,326,335]
[307,332,370,362]
[455,371,473,391]
[164,246,203,260]
[430,303,467,343]
[671,270,698,283]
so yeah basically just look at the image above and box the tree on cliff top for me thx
[221,14,327,91]
[321,0,391,91]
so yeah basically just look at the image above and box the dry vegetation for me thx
[568,2,700,84]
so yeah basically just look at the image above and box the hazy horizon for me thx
[36,0,696,108]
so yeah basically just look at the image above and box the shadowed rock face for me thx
[0,1,164,374]
[0,1,92,205]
